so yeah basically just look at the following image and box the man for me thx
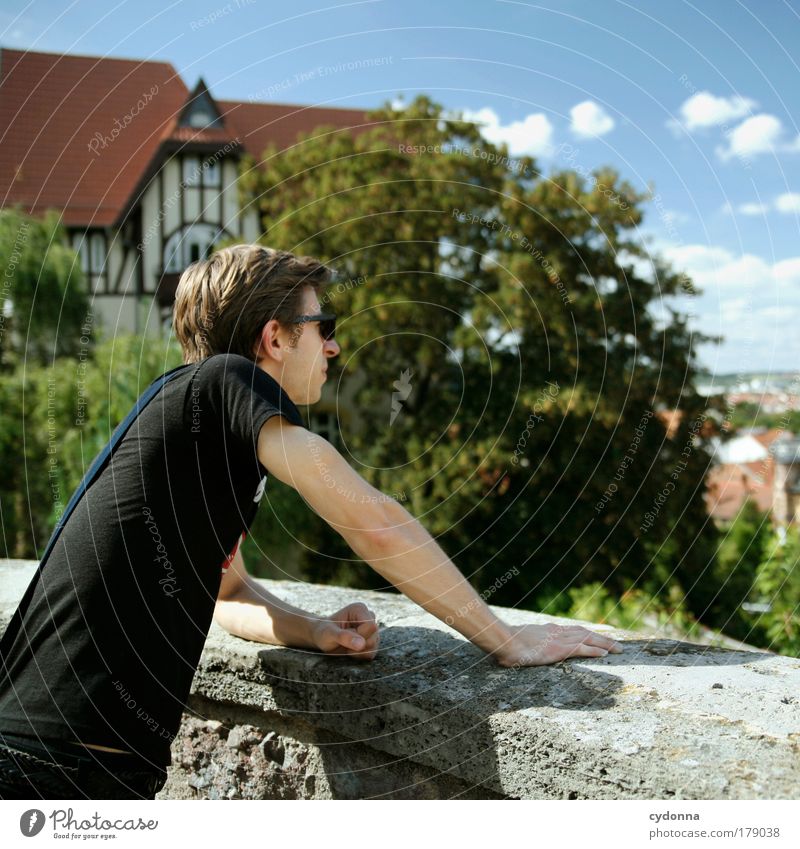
[0,245,621,800]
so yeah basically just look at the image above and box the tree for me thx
[706,499,771,640]
[240,95,720,620]
[0,207,89,367]
[749,526,800,656]
[0,333,182,559]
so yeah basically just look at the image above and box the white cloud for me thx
[662,244,733,274]
[775,192,800,213]
[461,107,554,157]
[722,194,800,216]
[773,257,800,283]
[739,202,770,216]
[672,92,800,161]
[679,91,756,130]
[647,241,800,370]
[716,113,786,160]
[569,100,615,138]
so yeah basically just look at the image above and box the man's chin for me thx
[299,388,323,407]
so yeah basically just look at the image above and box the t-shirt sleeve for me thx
[191,354,305,460]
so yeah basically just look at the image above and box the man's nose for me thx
[324,339,341,358]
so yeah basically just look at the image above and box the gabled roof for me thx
[0,48,369,228]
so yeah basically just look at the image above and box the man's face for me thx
[275,287,340,406]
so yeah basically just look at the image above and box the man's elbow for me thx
[212,600,238,634]
[347,500,413,556]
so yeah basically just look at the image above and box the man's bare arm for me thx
[257,417,623,666]
[213,547,322,648]
[213,547,380,658]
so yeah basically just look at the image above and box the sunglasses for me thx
[292,312,337,341]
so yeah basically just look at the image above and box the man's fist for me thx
[311,602,380,661]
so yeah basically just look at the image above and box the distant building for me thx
[726,391,800,413]
[0,47,368,335]
[705,428,800,524]
[0,47,374,441]
[771,438,800,525]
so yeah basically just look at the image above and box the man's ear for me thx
[253,318,288,363]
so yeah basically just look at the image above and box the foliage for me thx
[728,401,800,434]
[0,208,89,366]
[702,499,771,640]
[537,580,703,641]
[0,333,182,559]
[746,526,800,657]
[240,94,720,614]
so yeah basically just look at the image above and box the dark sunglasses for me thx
[292,312,337,340]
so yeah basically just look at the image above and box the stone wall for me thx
[2,560,798,799]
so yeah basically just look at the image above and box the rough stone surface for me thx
[2,560,799,799]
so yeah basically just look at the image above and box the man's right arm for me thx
[257,416,622,666]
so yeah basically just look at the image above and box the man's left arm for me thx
[213,547,380,660]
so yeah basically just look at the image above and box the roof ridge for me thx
[0,45,179,72]
[218,98,367,114]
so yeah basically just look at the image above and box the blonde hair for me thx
[172,244,332,363]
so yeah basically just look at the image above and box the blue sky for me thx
[3,0,800,376]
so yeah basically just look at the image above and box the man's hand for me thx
[310,602,380,661]
[493,623,623,668]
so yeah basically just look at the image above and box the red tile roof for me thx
[0,48,188,227]
[705,459,775,521]
[217,100,371,164]
[0,48,370,228]
[752,428,787,449]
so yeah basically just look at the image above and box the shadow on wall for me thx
[256,626,773,798]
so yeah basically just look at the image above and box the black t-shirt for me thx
[0,354,304,766]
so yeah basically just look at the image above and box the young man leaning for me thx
[0,245,622,800]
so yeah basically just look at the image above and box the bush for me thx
[539,581,703,641]
[746,527,800,657]
[0,333,182,559]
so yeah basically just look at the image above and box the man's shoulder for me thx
[193,353,271,387]
[192,353,302,425]
[197,352,256,374]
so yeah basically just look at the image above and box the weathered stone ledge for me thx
[1,560,798,799]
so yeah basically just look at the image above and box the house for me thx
[771,437,800,525]
[705,428,798,523]
[0,47,369,335]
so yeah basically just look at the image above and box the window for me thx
[90,233,105,271]
[71,232,89,273]
[182,154,222,189]
[179,90,220,131]
[308,411,340,446]
[71,230,106,293]
[183,156,200,187]
[163,224,225,274]
[188,109,215,129]
[204,158,221,187]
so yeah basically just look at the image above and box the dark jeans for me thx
[0,733,168,800]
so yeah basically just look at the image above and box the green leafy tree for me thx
[0,208,89,366]
[705,498,771,640]
[748,527,800,657]
[240,95,720,619]
[0,334,182,559]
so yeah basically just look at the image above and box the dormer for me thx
[178,78,223,130]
